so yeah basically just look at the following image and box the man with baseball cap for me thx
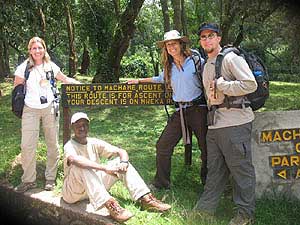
[191,22,257,225]
[62,112,171,223]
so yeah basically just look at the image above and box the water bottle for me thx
[253,70,263,77]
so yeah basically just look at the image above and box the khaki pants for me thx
[62,158,150,210]
[21,104,59,183]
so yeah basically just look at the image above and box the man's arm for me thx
[216,54,257,96]
[66,141,130,174]
[67,154,106,170]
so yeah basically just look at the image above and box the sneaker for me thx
[140,193,171,212]
[104,198,134,222]
[44,180,55,191]
[14,182,37,193]
[228,211,254,225]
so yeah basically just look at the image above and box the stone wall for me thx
[0,182,117,225]
[252,110,300,200]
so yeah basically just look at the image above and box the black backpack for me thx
[11,62,30,118]
[215,45,269,111]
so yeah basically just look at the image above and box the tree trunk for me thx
[171,0,182,32]
[160,0,170,32]
[38,7,46,39]
[0,35,10,80]
[219,0,236,46]
[181,0,187,35]
[93,0,145,83]
[79,43,90,75]
[65,3,77,78]
[149,47,159,75]
[0,41,6,80]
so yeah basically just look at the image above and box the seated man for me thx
[62,112,171,223]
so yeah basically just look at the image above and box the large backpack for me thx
[190,49,206,96]
[215,45,269,111]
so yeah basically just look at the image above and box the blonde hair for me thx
[27,36,51,68]
[161,41,191,89]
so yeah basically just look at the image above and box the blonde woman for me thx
[13,37,80,192]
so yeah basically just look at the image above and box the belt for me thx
[174,101,194,108]
[174,95,206,108]
[215,103,251,109]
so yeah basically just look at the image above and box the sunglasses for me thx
[200,32,217,41]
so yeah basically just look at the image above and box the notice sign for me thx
[61,83,173,107]
[261,128,300,180]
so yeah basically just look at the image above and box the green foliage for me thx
[263,81,300,111]
[2,0,300,83]
[270,73,300,83]
[76,0,116,74]
[120,54,150,78]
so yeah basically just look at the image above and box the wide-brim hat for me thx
[71,112,90,124]
[157,30,190,48]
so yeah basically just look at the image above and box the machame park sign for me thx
[252,110,300,200]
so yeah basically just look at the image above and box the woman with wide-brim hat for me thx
[128,30,208,190]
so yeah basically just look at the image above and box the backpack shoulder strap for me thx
[215,46,240,79]
[190,49,204,85]
[24,61,30,80]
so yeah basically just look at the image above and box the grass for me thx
[1,77,300,225]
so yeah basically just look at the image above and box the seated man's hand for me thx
[104,165,120,176]
[117,162,129,173]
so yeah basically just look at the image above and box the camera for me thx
[40,96,48,104]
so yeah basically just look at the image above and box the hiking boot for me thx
[140,193,171,212]
[104,198,134,222]
[228,211,254,225]
[14,182,37,193]
[44,180,55,191]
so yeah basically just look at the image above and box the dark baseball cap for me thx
[198,23,220,35]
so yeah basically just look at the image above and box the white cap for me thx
[71,112,90,124]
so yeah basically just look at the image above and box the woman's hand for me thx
[127,79,139,84]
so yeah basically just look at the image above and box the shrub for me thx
[120,55,150,78]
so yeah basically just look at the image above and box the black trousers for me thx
[153,105,208,188]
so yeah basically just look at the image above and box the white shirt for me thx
[15,60,60,109]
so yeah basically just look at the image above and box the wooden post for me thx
[184,144,192,166]
[184,133,193,166]
[63,107,71,145]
